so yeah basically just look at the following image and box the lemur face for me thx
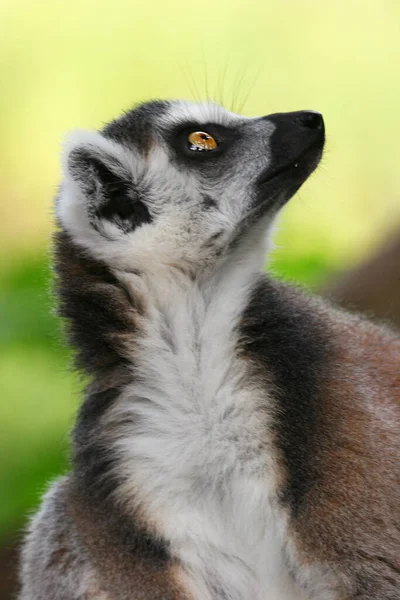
[58,100,324,272]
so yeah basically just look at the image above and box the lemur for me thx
[19,100,399,600]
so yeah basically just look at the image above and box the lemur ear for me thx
[60,131,151,236]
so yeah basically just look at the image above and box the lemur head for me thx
[58,100,324,274]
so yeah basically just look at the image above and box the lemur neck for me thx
[113,249,265,416]
[137,250,264,319]
[134,225,270,313]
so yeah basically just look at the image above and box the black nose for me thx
[294,111,323,130]
[263,110,324,133]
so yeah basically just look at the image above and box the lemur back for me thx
[19,100,400,600]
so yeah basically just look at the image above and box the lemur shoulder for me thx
[19,100,400,600]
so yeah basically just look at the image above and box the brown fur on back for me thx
[295,317,400,597]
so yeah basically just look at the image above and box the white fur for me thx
[162,100,244,128]
[107,259,310,600]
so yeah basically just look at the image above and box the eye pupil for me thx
[188,131,218,152]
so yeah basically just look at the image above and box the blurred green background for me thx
[1,0,400,589]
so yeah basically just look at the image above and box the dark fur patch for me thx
[103,101,170,154]
[69,149,152,234]
[209,230,224,242]
[72,387,171,566]
[239,277,330,516]
[73,388,121,497]
[73,387,130,508]
[202,194,218,210]
[53,230,141,374]
[200,230,224,252]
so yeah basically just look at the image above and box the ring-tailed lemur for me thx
[19,100,400,600]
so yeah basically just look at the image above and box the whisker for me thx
[179,63,197,102]
[229,61,248,113]
[201,48,210,103]
[191,66,203,105]
[236,65,262,115]
[228,65,242,113]
[217,54,230,109]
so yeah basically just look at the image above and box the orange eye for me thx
[188,131,218,151]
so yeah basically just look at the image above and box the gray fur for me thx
[20,478,109,600]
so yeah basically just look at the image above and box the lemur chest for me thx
[127,283,272,493]
[117,283,304,599]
